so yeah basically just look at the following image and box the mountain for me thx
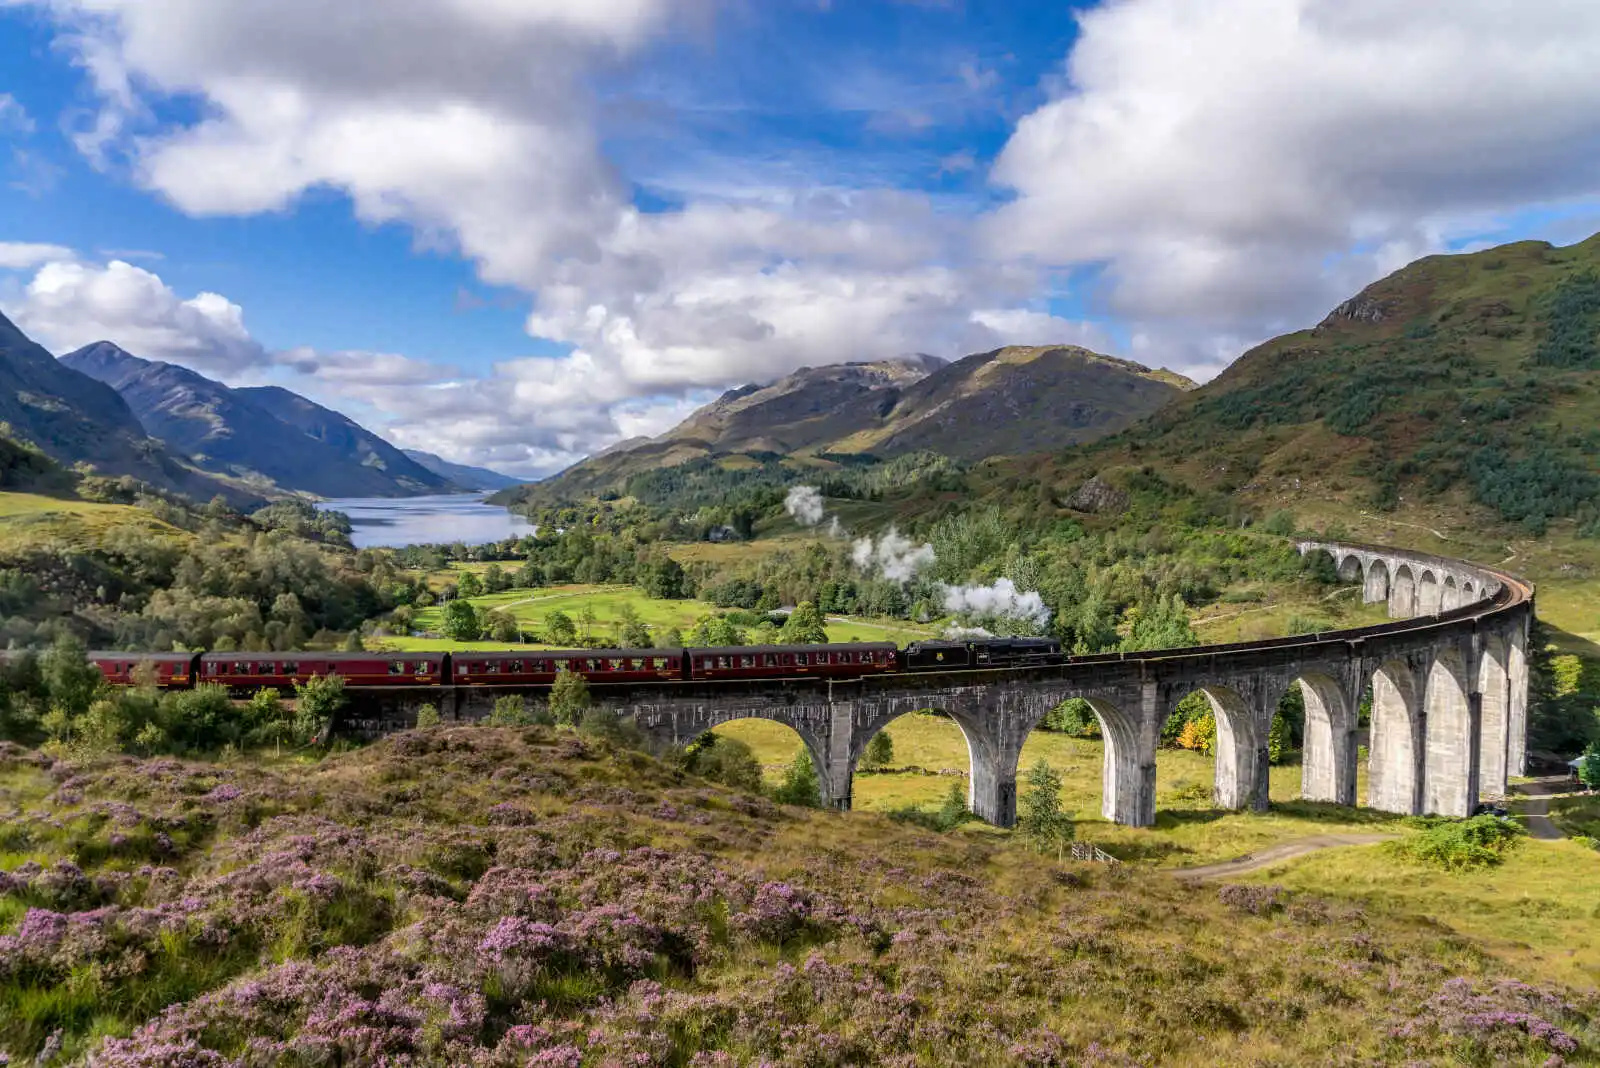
[1015,233,1600,539]
[515,348,1189,502]
[61,343,457,498]
[401,449,521,491]
[0,313,259,505]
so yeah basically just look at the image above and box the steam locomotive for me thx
[65,636,1065,693]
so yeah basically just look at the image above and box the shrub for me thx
[771,749,822,808]
[414,703,442,729]
[293,673,347,746]
[489,695,531,727]
[1018,760,1073,857]
[860,730,894,771]
[442,599,481,642]
[1043,698,1100,738]
[687,734,765,792]
[1390,815,1525,870]
[549,669,591,727]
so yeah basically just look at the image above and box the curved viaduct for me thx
[346,540,1533,828]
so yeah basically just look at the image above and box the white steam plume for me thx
[785,485,825,527]
[852,527,936,583]
[941,578,1052,629]
[942,625,995,640]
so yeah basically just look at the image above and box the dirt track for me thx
[1170,834,1399,880]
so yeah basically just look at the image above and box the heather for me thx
[0,734,1596,1065]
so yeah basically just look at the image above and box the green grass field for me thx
[713,714,1389,868]
[0,491,191,553]
[383,580,940,651]
[1237,836,1600,987]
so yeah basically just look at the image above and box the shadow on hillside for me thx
[1542,621,1600,661]
[1153,800,1407,827]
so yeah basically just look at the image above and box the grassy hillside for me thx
[1013,235,1600,541]
[3,728,1596,1064]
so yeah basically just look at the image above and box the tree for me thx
[1043,698,1101,738]
[620,620,652,649]
[937,781,973,830]
[861,729,894,771]
[578,605,598,642]
[489,694,531,726]
[772,748,822,807]
[659,626,686,649]
[41,635,102,718]
[247,688,288,754]
[487,610,521,643]
[1122,594,1198,652]
[549,668,592,727]
[456,570,483,598]
[293,673,347,746]
[687,734,764,792]
[1580,742,1600,791]
[1018,759,1074,858]
[640,555,686,599]
[342,630,365,652]
[780,601,829,645]
[391,605,416,632]
[415,702,442,729]
[545,610,578,646]
[484,563,511,593]
[1268,711,1292,765]
[443,599,482,642]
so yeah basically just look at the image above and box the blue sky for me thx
[2,0,1600,476]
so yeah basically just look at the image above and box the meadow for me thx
[384,578,940,651]
[713,714,1396,868]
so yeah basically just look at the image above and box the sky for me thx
[3,1,1600,479]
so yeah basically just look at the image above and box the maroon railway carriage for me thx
[453,649,684,686]
[686,642,898,681]
[200,652,444,690]
[88,651,198,688]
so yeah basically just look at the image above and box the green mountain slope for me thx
[511,347,1189,504]
[62,343,457,498]
[0,313,259,505]
[236,385,458,497]
[1021,234,1600,540]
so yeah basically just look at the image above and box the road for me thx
[1510,776,1573,841]
[1170,834,1399,880]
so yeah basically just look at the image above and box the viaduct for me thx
[343,541,1534,828]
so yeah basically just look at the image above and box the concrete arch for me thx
[1442,575,1459,611]
[1364,558,1391,604]
[1082,697,1154,827]
[1292,672,1357,806]
[1478,633,1511,799]
[1336,553,1364,583]
[684,713,837,805]
[848,708,978,811]
[1391,564,1417,617]
[1417,570,1443,615]
[1166,683,1267,813]
[1507,624,1530,777]
[1422,649,1475,816]
[1368,659,1423,814]
[1461,580,1476,605]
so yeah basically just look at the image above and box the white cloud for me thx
[987,0,1600,359]
[6,258,268,375]
[0,242,75,270]
[0,94,34,135]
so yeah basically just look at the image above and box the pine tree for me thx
[549,668,592,727]
[772,748,822,807]
[414,703,442,729]
[1018,759,1074,859]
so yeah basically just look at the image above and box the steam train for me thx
[66,637,1065,693]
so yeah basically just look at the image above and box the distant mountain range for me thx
[512,347,1193,502]
[0,312,264,505]
[401,449,522,491]
[59,344,462,499]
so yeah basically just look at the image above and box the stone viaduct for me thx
[342,540,1533,829]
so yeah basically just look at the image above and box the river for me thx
[315,494,536,549]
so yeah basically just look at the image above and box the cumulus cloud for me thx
[7,259,269,375]
[987,0,1600,371]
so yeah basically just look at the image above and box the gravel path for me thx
[1510,776,1572,841]
[1170,834,1400,880]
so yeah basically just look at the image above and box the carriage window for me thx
[859,651,871,663]
[233,662,246,673]
[205,661,217,674]
[456,663,468,674]
[487,663,500,674]
[795,653,808,665]
[716,656,731,669]
[652,658,668,670]
[389,661,404,674]
[286,663,299,675]
[609,659,625,671]
[701,658,714,670]
[740,655,755,668]
[763,654,777,667]
[416,661,428,674]
[507,660,521,673]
